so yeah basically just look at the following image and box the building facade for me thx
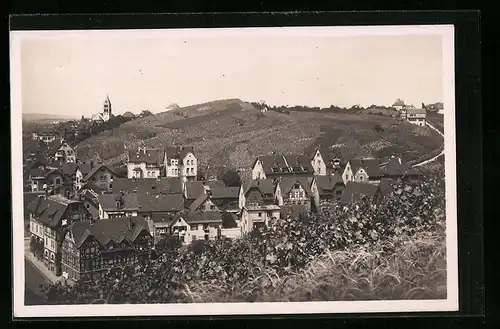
[127,148,162,179]
[28,195,92,276]
[61,216,153,282]
[164,146,198,182]
[401,107,427,126]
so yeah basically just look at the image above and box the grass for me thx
[78,99,444,172]
[179,223,446,303]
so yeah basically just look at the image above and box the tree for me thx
[221,169,242,187]
[140,110,154,118]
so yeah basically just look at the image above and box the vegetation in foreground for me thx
[39,168,446,304]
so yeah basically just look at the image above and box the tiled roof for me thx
[98,193,139,211]
[339,182,379,204]
[62,163,79,177]
[27,195,81,228]
[383,157,420,177]
[68,216,151,249]
[185,181,205,199]
[83,164,118,181]
[77,163,92,176]
[138,194,185,213]
[28,167,62,180]
[405,108,426,115]
[315,174,344,192]
[393,99,405,106]
[243,179,275,197]
[112,178,182,195]
[349,158,384,178]
[206,180,226,189]
[179,211,223,224]
[188,193,209,211]
[81,181,106,194]
[127,148,162,165]
[210,186,240,199]
[279,177,314,196]
[254,154,314,176]
[165,146,195,160]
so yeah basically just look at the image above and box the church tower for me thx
[103,94,112,122]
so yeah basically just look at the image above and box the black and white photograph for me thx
[11,25,458,317]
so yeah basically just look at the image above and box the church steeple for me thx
[103,94,112,121]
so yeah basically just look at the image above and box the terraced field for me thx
[78,99,443,172]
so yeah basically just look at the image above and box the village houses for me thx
[26,167,64,193]
[27,195,92,276]
[276,177,320,213]
[308,147,328,176]
[342,158,384,185]
[83,163,122,192]
[315,174,345,203]
[32,130,58,144]
[164,146,198,182]
[239,179,281,233]
[126,148,163,179]
[47,139,77,163]
[112,177,184,196]
[61,216,153,282]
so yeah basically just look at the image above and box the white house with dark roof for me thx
[239,179,281,233]
[392,98,406,111]
[276,177,319,213]
[127,148,162,179]
[164,146,197,182]
[401,107,427,126]
[97,192,139,219]
[308,147,327,176]
[83,163,121,192]
[342,158,384,185]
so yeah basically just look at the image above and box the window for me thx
[210,205,215,210]
[258,212,262,218]
[190,224,197,230]
[192,235,197,241]
[55,178,61,185]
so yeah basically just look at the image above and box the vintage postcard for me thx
[11,25,457,317]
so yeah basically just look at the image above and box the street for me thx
[24,259,49,305]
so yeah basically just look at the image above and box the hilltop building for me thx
[91,95,113,123]
[401,106,427,126]
[392,98,406,111]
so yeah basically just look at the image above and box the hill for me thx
[22,113,76,122]
[77,99,443,172]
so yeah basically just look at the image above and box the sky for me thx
[19,29,444,116]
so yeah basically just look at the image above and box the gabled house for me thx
[74,162,92,191]
[239,179,281,233]
[382,157,422,181]
[47,139,77,163]
[276,177,319,213]
[338,181,381,205]
[136,194,185,239]
[308,147,327,176]
[27,195,91,276]
[392,98,406,111]
[83,163,121,192]
[315,174,345,203]
[126,148,162,179]
[76,188,100,220]
[164,146,198,182]
[27,167,64,193]
[61,216,153,282]
[251,154,314,180]
[97,192,139,219]
[401,107,427,126]
[342,158,384,185]
[164,211,241,245]
[112,177,183,195]
[188,186,240,214]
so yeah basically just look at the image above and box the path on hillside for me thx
[411,122,445,168]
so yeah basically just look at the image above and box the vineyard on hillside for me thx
[40,169,446,304]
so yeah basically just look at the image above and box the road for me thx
[24,259,49,305]
[411,122,445,168]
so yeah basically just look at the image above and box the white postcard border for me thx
[11,24,458,318]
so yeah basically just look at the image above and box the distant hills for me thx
[22,113,77,122]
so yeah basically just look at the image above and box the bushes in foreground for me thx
[39,172,445,304]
